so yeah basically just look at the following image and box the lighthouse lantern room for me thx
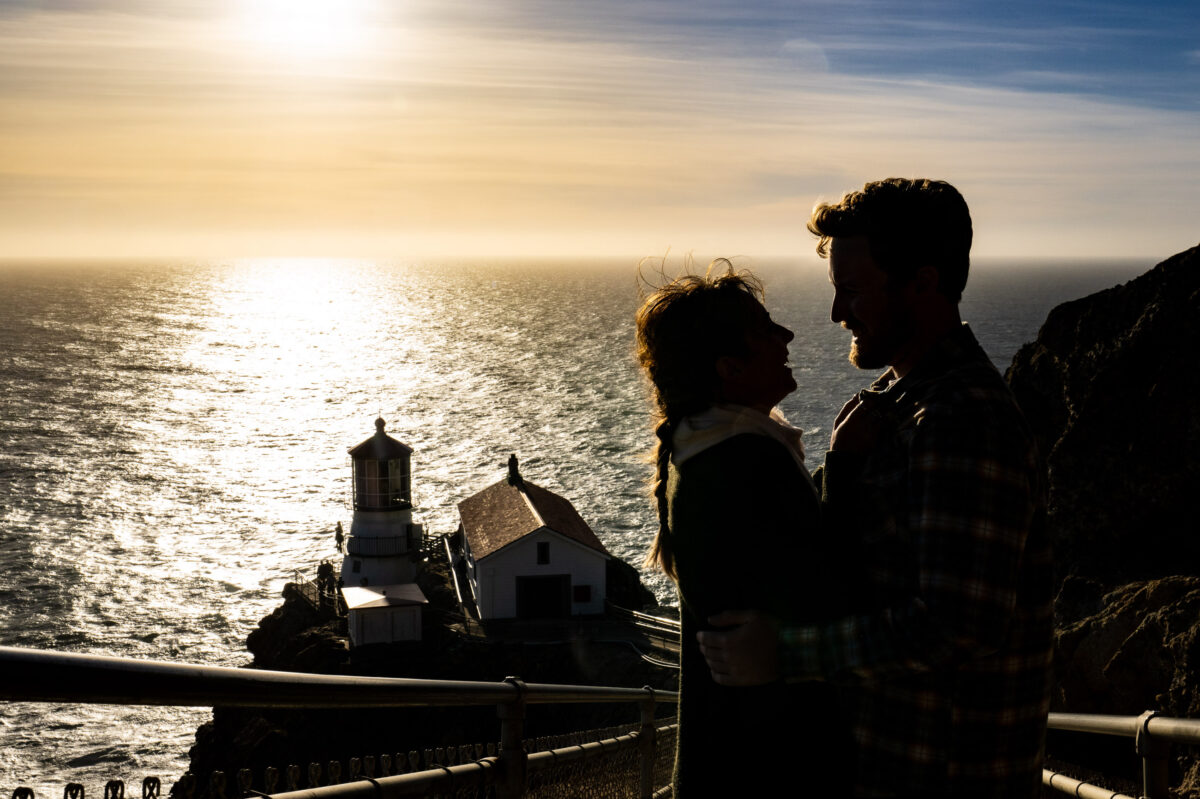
[342,417,423,587]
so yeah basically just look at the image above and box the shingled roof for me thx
[458,475,610,562]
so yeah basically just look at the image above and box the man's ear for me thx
[912,265,940,296]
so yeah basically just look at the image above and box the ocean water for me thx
[0,255,1151,793]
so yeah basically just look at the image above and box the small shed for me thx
[342,583,429,646]
[457,455,610,620]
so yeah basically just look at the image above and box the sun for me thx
[234,0,373,59]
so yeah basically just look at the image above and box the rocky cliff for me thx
[1007,244,1200,587]
[1007,244,1200,795]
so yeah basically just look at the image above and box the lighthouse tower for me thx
[341,417,423,586]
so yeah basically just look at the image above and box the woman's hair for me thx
[634,259,766,579]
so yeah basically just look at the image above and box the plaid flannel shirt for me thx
[793,324,1054,798]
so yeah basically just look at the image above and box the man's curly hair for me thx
[808,178,972,302]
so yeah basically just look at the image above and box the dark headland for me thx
[1007,242,1200,795]
[184,243,1200,797]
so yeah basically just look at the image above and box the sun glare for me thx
[234,0,373,59]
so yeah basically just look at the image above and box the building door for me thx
[361,611,391,645]
[515,574,571,619]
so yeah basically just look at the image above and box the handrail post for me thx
[497,676,527,799]
[1136,710,1171,799]
[638,687,657,799]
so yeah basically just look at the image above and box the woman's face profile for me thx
[717,298,796,412]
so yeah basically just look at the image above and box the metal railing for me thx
[0,646,677,799]
[602,604,679,669]
[1045,710,1200,799]
[604,604,680,639]
[11,645,1200,799]
[441,534,483,632]
[290,568,345,617]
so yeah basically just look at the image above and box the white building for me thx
[457,455,610,620]
[339,418,427,645]
[342,584,428,646]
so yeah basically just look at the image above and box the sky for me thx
[1,0,1197,260]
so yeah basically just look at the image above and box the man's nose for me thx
[830,292,846,324]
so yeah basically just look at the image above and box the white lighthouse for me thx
[339,417,428,646]
[341,417,423,587]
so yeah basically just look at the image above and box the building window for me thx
[536,542,550,564]
[573,585,591,603]
[365,460,381,507]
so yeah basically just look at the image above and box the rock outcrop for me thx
[607,554,659,610]
[1055,577,1200,718]
[1046,576,1200,796]
[245,583,350,673]
[1007,244,1200,587]
[1007,244,1200,795]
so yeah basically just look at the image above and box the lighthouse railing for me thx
[0,645,677,799]
[291,568,344,617]
[343,536,411,557]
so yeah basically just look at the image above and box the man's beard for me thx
[849,337,892,369]
[846,311,915,370]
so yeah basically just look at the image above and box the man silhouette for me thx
[698,178,1054,798]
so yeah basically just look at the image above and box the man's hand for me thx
[829,390,886,453]
[696,610,780,686]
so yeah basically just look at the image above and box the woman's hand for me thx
[697,610,780,686]
[829,391,885,453]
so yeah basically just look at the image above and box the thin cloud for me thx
[779,39,830,72]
